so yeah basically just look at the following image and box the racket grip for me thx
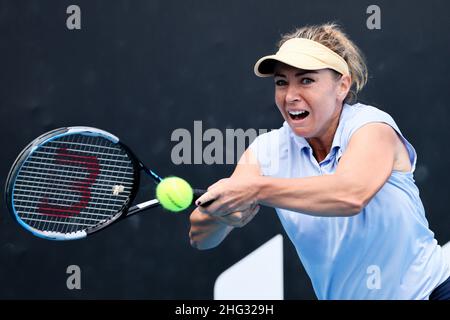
[192,189,214,207]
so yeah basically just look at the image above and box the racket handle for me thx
[192,189,214,207]
[126,189,213,216]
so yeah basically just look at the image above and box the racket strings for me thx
[13,133,135,235]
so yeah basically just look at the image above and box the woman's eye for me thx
[301,78,314,85]
[275,79,287,86]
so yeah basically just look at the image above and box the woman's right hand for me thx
[215,203,260,228]
[189,204,260,250]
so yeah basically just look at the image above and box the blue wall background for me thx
[0,0,449,299]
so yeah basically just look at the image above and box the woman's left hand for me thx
[195,177,260,217]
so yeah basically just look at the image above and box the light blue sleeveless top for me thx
[250,103,450,299]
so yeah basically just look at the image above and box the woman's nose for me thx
[285,85,301,104]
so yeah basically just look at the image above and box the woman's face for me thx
[273,62,350,139]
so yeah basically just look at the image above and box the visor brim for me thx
[254,53,338,77]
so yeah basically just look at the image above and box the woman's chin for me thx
[291,127,312,138]
[286,121,311,137]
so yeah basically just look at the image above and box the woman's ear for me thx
[338,74,352,101]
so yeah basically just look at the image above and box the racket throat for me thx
[139,162,163,183]
[126,199,160,216]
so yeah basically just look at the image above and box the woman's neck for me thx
[306,106,343,163]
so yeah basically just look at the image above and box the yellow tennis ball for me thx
[156,177,194,212]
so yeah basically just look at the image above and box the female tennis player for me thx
[190,23,450,300]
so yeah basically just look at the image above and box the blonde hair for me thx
[279,23,368,103]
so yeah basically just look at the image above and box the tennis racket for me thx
[5,126,208,241]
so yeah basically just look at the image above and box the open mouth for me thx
[288,110,309,120]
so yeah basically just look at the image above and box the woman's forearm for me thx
[256,174,367,217]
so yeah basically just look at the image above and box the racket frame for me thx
[5,127,144,240]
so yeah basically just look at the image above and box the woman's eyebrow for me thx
[274,70,318,77]
[296,70,318,76]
